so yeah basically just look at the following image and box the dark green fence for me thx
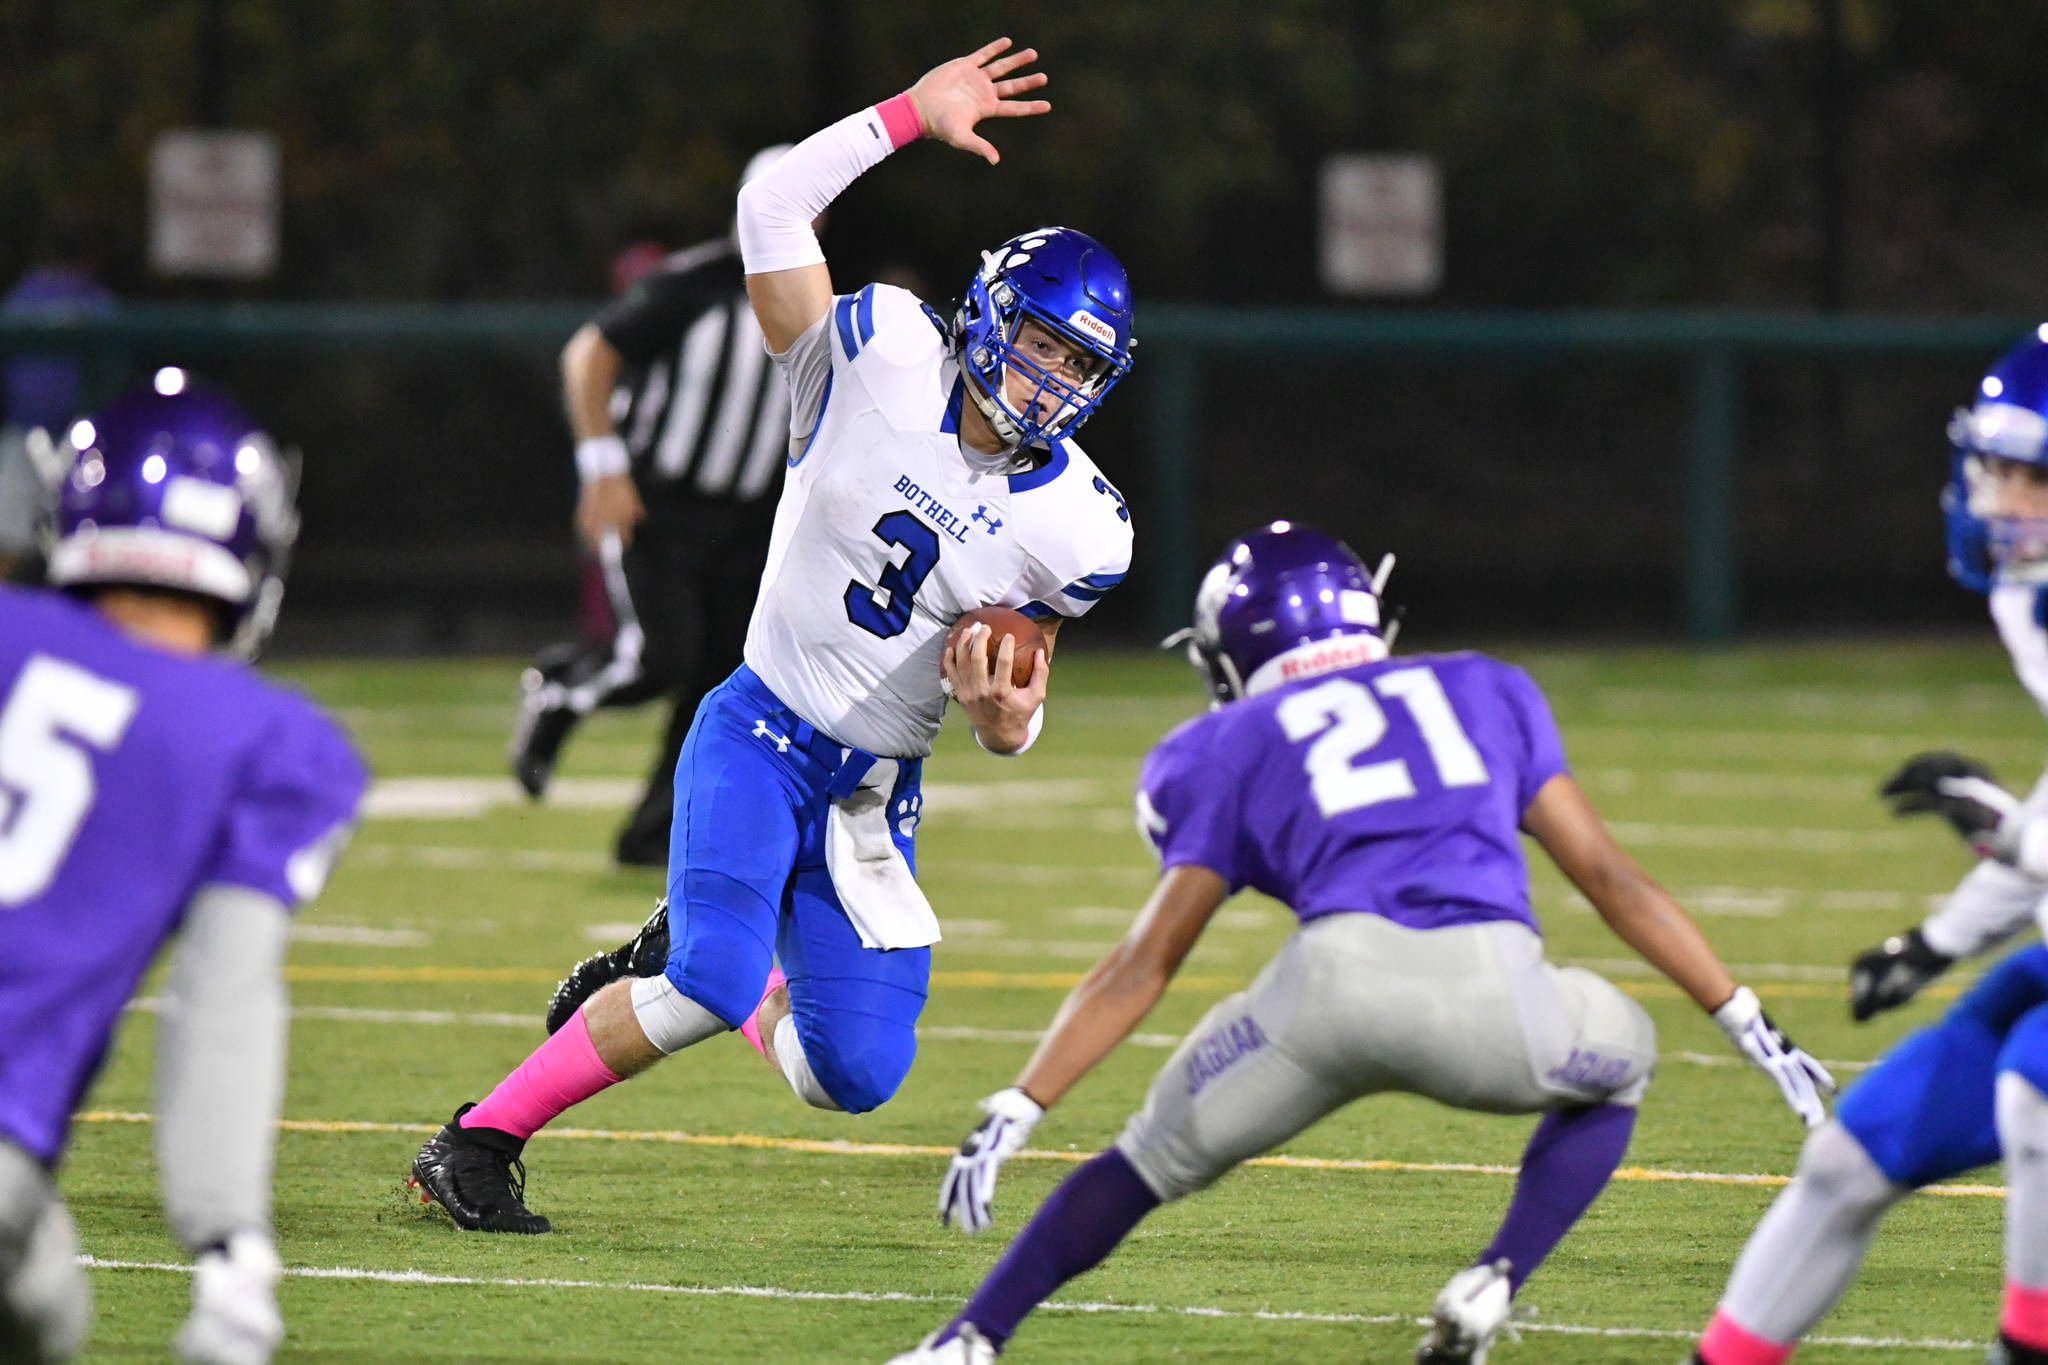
[2,305,2033,643]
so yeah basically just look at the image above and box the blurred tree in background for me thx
[7,0,2047,310]
[4,0,2045,645]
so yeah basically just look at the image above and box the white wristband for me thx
[976,703,1045,758]
[575,434,630,483]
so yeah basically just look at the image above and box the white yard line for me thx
[118,1000,1874,1072]
[72,1256,1981,1351]
[362,776,1113,822]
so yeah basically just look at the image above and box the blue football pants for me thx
[1838,942,2048,1187]
[662,666,929,1114]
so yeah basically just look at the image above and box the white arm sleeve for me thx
[737,107,902,276]
[1919,857,2044,959]
[155,884,291,1251]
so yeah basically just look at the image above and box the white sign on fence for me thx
[1319,153,1442,296]
[150,130,281,278]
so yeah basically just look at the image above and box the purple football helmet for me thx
[47,370,299,657]
[1169,521,1395,705]
[955,226,1134,451]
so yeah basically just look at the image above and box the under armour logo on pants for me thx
[752,719,792,752]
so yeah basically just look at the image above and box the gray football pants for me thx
[0,1139,88,1363]
[1117,914,1658,1201]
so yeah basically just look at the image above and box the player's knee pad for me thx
[0,1186,89,1364]
[1788,1120,1900,1213]
[662,885,776,1028]
[629,974,727,1055]
[782,1011,914,1115]
[1552,966,1657,1108]
[771,1013,843,1111]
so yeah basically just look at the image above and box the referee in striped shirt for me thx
[512,146,798,866]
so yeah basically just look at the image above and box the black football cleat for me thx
[543,898,671,1035]
[407,1104,551,1234]
[508,645,588,799]
[1989,1336,2048,1365]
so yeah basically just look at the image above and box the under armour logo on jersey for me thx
[972,505,1003,534]
[751,719,792,753]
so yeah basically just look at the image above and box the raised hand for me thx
[907,38,1050,165]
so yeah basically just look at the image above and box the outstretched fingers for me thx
[982,44,1040,79]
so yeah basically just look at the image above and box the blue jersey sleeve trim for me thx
[941,375,964,435]
[1007,439,1070,493]
[834,295,860,362]
[1018,600,1061,620]
[790,370,834,467]
[855,284,877,348]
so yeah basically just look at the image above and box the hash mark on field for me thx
[72,1257,1982,1351]
[70,1111,2003,1198]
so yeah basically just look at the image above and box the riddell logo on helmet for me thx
[1279,638,1380,681]
[1067,310,1117,347]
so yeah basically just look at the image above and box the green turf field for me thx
[62,639,2042,1362]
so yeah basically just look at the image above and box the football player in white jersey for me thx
[408,38,1139,1233]
[1691,329,2048,1365]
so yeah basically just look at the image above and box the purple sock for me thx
[1481,1102,1635,1293]
[944,1147,1161,1351]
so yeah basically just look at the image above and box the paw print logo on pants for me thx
[895,793,923,839]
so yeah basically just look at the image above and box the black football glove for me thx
[1879,751,2016,845]
[1849,926,1954,1022]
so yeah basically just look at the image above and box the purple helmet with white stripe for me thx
[1170,521,1394,705]
[48,370,299,657]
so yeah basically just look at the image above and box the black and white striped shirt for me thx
[597,239,790,504]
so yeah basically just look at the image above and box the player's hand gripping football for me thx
[1713,986,1836,1128]
[1879,750,2019,852]
[174,1230,284,1365]
[907,38,1051,166]
[939,1087,1044,1234]
[943,620,1049,754]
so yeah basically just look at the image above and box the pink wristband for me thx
[875,92,923,150]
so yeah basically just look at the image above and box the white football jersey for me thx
[1992,582,2048,720]
[745,283,1134,758]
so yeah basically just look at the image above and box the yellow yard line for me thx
[70,1111,2003,1198]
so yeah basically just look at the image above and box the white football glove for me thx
[1713,986,1836,1128]
[938,1087,1044,1235]
[174,1230,283,1365]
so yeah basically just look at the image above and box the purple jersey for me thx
[1137,650,1567,933]
[0,586,366,1165]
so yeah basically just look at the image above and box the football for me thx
[945,606,1045,689]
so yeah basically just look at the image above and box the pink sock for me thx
[460,1010,622,1140]
[738,965,787,1058]
[1697,1309,1795,1365]
[2004,1283,2048,1349]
